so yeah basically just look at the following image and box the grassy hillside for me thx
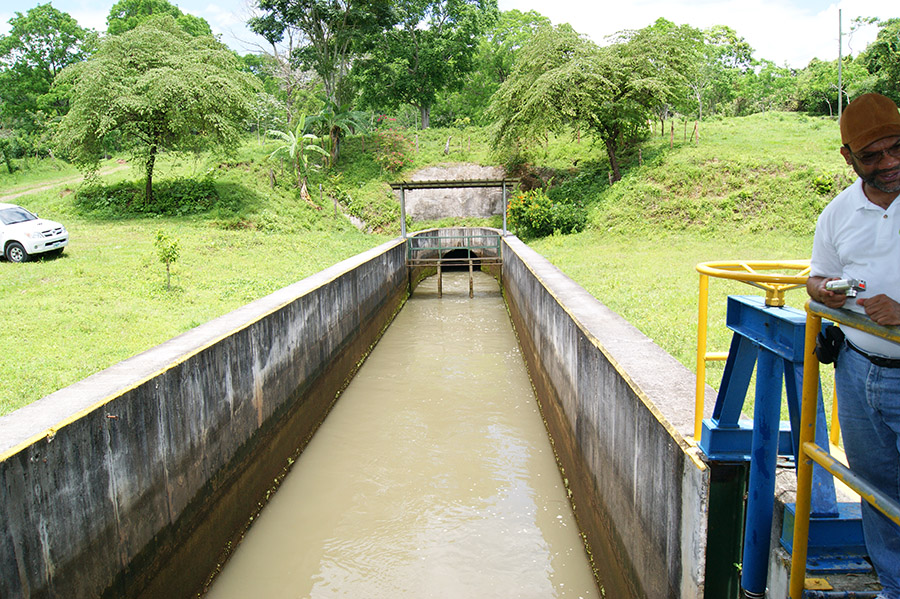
[0,112,851,415]
[529,111,850,402]
[542,112,850,234]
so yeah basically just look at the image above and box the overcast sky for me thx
[0,0,896,68]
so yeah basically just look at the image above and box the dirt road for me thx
[0,162,129,203]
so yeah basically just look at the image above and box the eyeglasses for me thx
[851,139,900,166]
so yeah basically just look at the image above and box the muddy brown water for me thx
[205,271,600,599]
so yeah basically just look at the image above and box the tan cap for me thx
[841,93,900,153]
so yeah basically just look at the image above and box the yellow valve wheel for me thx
[695,260,811,306]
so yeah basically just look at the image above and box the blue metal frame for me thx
[697,296,864,595]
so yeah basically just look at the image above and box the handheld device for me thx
[825,278,866,298]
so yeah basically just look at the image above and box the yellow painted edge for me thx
[1,241,406,464]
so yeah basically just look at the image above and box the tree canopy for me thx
[490,19,694,181]
[106,0,213,37]
[680,25,753,120]
[353,0,498,128]
[249,0,396,107]
[2,2,899,195]
[419,7,547,126]
[861,18,900,105]
[0,4,96,133]
[53,15,259,200]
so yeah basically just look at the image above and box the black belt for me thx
[847,341,900,369]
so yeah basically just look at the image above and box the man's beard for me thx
[856,164,900,194]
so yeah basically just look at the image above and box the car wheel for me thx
[6,242,29,263]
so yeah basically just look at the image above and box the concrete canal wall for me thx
[502,236,711,599]
[0,239,408,599]
[0,230,713,599]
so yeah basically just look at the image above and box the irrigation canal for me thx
[205,271,601,598]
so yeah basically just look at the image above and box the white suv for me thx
[0,203,68,262]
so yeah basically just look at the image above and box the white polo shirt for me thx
[810,178,900,358]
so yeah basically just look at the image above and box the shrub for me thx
[371,128,413,172]
[551,199,588,234]
[811,170,853,196]
[508,189,587,238]
[75,180,142,214]
[75,178,219,216]
[153,229,180,290]
[152,178,218,214]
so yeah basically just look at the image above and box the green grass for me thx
[526,112,848,424]
[528,230,818,394]
[0,112,851,418]
[0,142,392,415]
[0,218,385,415]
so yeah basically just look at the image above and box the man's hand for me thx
[856,294,900,326]
[807,276,849,309]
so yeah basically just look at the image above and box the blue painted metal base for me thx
[697,295,867,591]
[699,417,794,462]
[781,502,870,573]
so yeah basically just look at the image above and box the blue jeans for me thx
[836,342,900,598]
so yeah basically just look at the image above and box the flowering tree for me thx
[371,128,413,172]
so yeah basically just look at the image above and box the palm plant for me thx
[267,114,329,207]
[306,99,370,166]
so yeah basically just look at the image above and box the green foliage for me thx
[490,19,694,181]
[267,114,329,191]
[75,177,220,216]
[701,26,753,105]
[249,0,396,106]
[323,175,400,233]
[860,18,900,104]
[431,9,551,127]
[371,128,414,172]
[106,0,212,37]
[550,200,588,234]
[734,60,798,114]
[795,57,872,116]
[0,4,96,133]
[580,112,850,237]
[153,228,180,290]
[306,99,369,165]
[0,105,865,414]
[0,137,16,174]
[53,16,259,202]
[153,178,219,214]
[353,0,499,127]
[507,189,586,238]
[546,159,611,205]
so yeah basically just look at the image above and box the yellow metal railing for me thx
[694,260,811,440]
[789,301,900,599]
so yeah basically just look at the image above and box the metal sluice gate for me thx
[406,230,502,298]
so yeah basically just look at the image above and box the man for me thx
[807,92,900,598]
